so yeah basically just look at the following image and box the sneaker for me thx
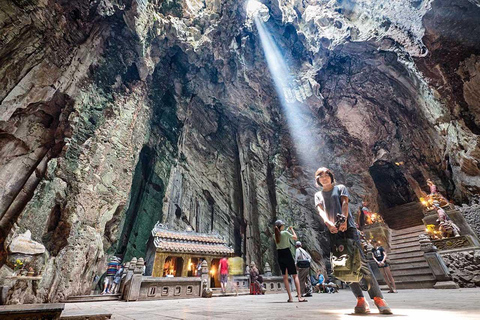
[373,297,393,314]
[354,297,370,314]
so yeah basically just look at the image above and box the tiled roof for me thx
[155,240,235,255]
[153,230,225,244]
[151,223,234,255]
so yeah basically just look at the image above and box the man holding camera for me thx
[314,167,392,315]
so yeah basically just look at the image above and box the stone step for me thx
[390,241,422,250]
[389,256,427,264]
[390,225,425,236]
[391,230,425,240]
[393,274,436,283]
[63,294,121,303]
[393,279,436,289]
[388,250,424,260]
[390,236,422,246]
[388,245,421,255]
[391,232,424,242]
[390,261,429,270]
[391,267,433,277]
[388,220,424,229]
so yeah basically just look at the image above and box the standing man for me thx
[219,255,229,294]
[314,167,392,314]
[295,241,312,297]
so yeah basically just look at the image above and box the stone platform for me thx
[62,288,480,319]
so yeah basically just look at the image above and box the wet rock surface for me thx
[0,0,479,302]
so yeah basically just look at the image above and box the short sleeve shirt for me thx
[318,274,324,284]
[106,261,119,276]
[219,258,228,275]
[314,184,356,230]
[372,246,386,261]
[276,230,293,250]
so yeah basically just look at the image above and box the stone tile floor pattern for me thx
[63,288,480,319]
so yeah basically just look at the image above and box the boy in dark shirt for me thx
[372,241,397,293]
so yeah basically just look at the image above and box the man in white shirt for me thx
[295,241,312,297]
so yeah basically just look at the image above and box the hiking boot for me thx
[354,297,370,314]
[373,297,393,314]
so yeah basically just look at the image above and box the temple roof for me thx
[151,222,234,256]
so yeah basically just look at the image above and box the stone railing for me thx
[230,275,249,292]
[261,276,291,293]
[418,234,459,289]
[139,277,202,300]
[120,258,289,301]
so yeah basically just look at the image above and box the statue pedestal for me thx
[363,222,391,251]
[423,208,480,249]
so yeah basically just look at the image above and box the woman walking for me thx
[274,220,307,303]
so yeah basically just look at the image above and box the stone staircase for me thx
[387,225,436,289]
[382,202,425,230]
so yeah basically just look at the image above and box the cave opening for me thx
[369,161,423,229]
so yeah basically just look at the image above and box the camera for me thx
[335,213,346,229]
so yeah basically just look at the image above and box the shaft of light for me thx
[254,16,318,168]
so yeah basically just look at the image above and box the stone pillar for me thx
[419,235,459,289]
[121,258,136,299]
[181,255,189,277]
[152,252,166,277]
[125,258,145,301]
[263,263,272,277]
[245,265,251,287]
[201,260,212,298]
[119,262,130,295]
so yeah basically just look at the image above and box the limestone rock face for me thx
[1,0,480,303]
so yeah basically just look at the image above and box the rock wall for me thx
[458,204,480,239]
[0,0,151,302]
[1,0,480,302]
[441,250,480,288]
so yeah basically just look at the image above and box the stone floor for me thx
[63,288,480,320]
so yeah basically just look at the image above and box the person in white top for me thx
[295,241,312,297]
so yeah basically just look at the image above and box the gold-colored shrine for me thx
[151,223,235,278]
